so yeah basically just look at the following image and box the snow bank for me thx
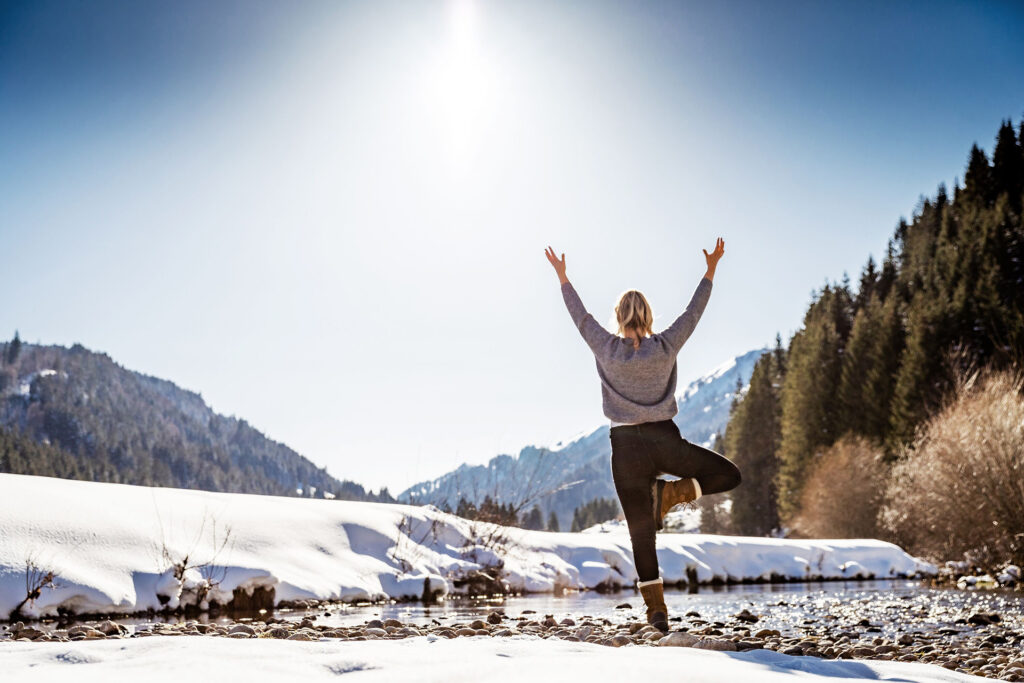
[0,634,984,683]
[0,474,936,620]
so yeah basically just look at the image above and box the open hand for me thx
[703,237,725,268]
[545,246,568,283]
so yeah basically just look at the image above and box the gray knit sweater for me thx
[560,277,713,424]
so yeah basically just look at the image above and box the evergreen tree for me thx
[456,496,478,520]
[862,296,905,449]
[776,288,844,520]
[725,351,782,535]
[521,504,544,530]
[772,333,786,375]
[963,144,995,207]
[570,497,620,531]
[546,510,560,532]
[856,256,878,310]
[992,119,1024,212]
[6,331,21,365]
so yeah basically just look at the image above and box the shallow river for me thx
[37,580,1024,640]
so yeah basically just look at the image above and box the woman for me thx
[544,239,741,633]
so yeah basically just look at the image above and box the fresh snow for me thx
[0,473,935,620]
[582,507,701,535]
[0,634,985,682]
[11,368,59,398]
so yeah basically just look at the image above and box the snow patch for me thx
[0,632,985,682]
[0,473,936,620]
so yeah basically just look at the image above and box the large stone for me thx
[608,634,632,647]
[968,612,1001,626]
[96,621,126,636]
[697,638,739,652]
[12,626,45,640]
[659,632,699,647]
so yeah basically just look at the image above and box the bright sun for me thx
[427,0,495,164]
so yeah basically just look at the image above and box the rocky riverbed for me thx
[4,591,1023,681]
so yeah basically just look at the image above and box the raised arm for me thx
[545,246,614,353]
[661,237,724,352]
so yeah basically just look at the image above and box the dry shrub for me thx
[790,434,889,539]
[880,368,1024,567]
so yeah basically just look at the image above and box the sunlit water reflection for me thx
[30,580,1024,640]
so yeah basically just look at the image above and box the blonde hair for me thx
[613,290,653,347]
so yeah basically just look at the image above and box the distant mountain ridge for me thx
[0,341,392,501]
[398,348,765,530]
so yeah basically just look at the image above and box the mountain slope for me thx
[0,342,391,501]
[398,348,765,530]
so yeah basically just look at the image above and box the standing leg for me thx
[610,427,670,633]
[611,475,660,581]
[609,429,660,582]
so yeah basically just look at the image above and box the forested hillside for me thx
[724,118,1024,543]
[0,341,394,502]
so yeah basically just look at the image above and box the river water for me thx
[33,580,1024,639]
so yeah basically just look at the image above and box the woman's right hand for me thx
[702,237,724,282]
[703,237,725,268]
[545,246,569,284]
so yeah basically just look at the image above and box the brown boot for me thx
[653,477,701,530]
[637,577,669,632]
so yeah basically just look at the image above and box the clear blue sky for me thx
[2,0,1022,493]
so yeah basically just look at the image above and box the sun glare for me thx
[425,0,495,166]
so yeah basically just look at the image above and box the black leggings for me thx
[609,419,741,582]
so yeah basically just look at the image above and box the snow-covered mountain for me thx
[397,348,766,530]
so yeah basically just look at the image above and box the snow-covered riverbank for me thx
[0,473,936,620]
[0,634,987,682]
